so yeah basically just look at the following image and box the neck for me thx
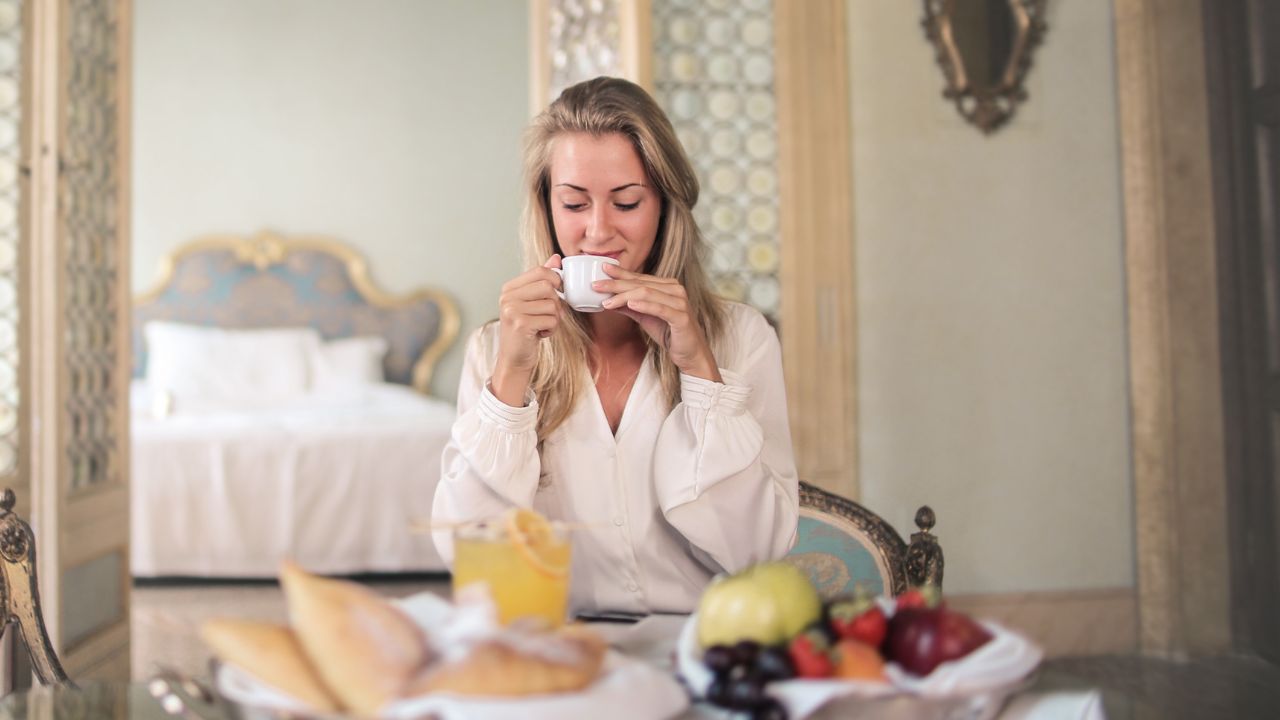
[588,311,644,352]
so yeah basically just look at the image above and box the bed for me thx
[130,231,460,577]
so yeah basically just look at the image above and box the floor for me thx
[132,580,1280,719]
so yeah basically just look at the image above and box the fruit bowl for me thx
[676,610,1042,720]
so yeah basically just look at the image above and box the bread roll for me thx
[406,625,607,698]
[200,619,340,713]
[280,560,432,716]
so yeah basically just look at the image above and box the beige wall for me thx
[132,0,528,399]
[847,1,1133,594]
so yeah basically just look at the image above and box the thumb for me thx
[543,253,563,269]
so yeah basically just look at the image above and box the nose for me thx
[585,204,614,243]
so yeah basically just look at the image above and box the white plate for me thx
[215,593,690,720]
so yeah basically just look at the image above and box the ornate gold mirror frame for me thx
[922,0,1048,134]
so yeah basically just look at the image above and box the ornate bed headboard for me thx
[133,231,459,393]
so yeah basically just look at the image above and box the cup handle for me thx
[552,268,565,301]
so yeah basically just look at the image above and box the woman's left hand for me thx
[595,264,723,382]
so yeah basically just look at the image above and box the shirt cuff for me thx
[679,368,752,415]
[477,380,539,433]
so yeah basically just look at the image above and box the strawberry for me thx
[787,630,834,679]
[895,585,942,611]
[827,598,886,646]
[848,606,888,648]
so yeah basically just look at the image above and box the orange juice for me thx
[452,509,571,628]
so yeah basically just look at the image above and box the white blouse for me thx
[431,301,799,614]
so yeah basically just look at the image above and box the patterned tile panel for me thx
[62,0,119,491]
[548,0,624,102]
[653,0,780,322]
[0,0,18,481]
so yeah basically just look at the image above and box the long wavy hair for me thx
[521,76,725,440]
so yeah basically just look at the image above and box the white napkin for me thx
[383,652,688,720]
[216,592,690,720]
[676,612,1044,720]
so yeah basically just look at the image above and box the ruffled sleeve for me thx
[431,326,542,565]
[652,307,800,574]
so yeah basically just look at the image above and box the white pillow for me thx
[144,322,320,413]
[310,336,389,391]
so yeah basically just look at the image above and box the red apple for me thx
[884,607,992,676]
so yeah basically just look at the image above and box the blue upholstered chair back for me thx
[784,482,944,599]
[133,232,459,393]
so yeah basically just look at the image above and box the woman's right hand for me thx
[492,255,562,406]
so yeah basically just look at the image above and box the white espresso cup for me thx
[553,255,620,312]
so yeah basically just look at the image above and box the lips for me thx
[582,251,623,259]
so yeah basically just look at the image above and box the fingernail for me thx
[602,297,616,308]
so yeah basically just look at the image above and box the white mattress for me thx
[130,381,455,577]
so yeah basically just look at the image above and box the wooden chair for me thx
[784,481,944,599]
[0,489,71,686]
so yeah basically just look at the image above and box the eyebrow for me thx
[554,183,646,192]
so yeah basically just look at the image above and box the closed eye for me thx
[562,203,587,211]
[615,201,640,211]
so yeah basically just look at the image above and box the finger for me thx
[601,263,638,279]
[602,286,684,313]
[543,253,563,269]
[516,314,559,336]
[516,299,560,316]
[618,297,680,323]
[614,307,652,326]
[602,263,677,283]
[592,277,682,295]
[500,299,558,325]
[507,278,561,301]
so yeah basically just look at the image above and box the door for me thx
[20,0,131,680]
[1206,0,1280,663]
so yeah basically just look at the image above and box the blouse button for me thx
[613,516,624,526]
[626,582,639,592]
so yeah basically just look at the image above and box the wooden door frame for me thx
[1113,0,1232,655]
[774,0,859,499]
[527,0,652,115]
[27,0,132,679]
[1201,0,1280,662]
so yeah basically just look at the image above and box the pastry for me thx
[405,624,607,698]
[280,560,432,716]
[200,619,340,713]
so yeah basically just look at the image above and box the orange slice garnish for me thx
[504,508,569,579]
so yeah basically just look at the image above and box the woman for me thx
[433,76,798,615]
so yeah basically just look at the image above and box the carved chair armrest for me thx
[905,506,945,589]
[0,489,73,687]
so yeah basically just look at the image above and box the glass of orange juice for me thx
[452,509,571,628]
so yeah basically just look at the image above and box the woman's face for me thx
[547,132,661,273]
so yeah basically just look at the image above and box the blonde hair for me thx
[520,76,725,440]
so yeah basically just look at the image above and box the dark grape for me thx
[732,639,762,666]
[705,677,730,705]
[755,646,796,681]
[751,698,788,720]
[727,677,767,709]
[702,645,735,676]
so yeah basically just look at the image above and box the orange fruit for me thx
[833,639,887,681]
[504,508,569,579]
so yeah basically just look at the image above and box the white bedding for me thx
[130,380,455,577]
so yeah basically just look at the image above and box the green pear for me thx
[696,562,822,648]
[747,562,823,639]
